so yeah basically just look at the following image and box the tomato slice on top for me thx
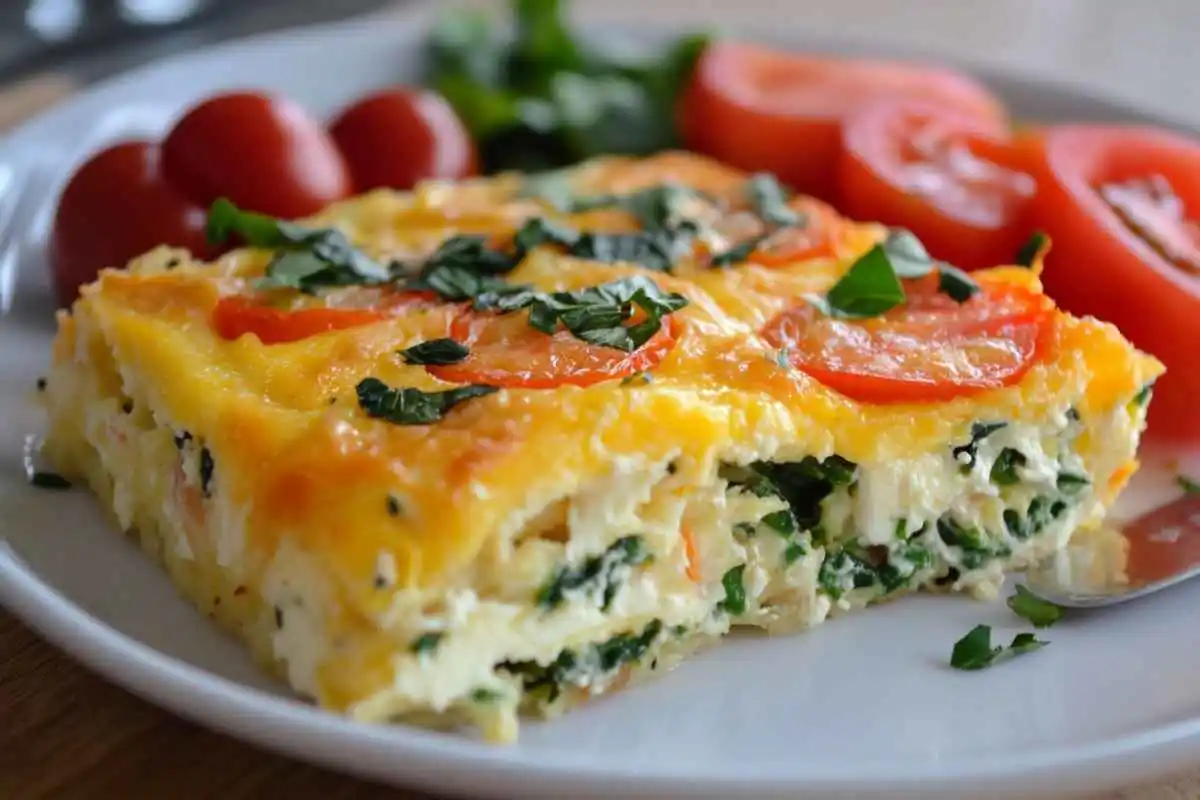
[838,99,1034,271]
[427,309,681,389]
[761,276,1054,404]
[212,290,439,344]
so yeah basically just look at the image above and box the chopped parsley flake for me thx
[538,536,650,611]
[411,632,444,656]
[356,378,498,425]
[989,448,1026,486]
[950,624,1047,670]
[952,421,1007,471]
[1007,585,1064,628]
[718,564,747,616]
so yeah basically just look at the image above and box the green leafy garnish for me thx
[401,233,526,301]
[29,471,71,490]
[989,448,1026,486]
[356,378,497,425]
[1056,472,1090,494]
[400,338,470,366]
[1179,475,1200,494]
[937,515,1008,570]
[710,235,768,268]
[207,198,388,292]
[745,173,799,228]
[718,565,747,615]
[952,421,1007,471]
[537,536,650,611]
[410,632,444,656]
[1133,382,1155,408]
[950,624,1047,670]
[750,455,858,533]
[881,229,935,278]
[1007,585,1064,628]
[428,0,709,172]
[1014,231,1050,268]
[817,243,908,318]
[477,275,688,352]
[936,261,981,302]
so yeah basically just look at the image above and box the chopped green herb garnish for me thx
[400,338,470,365]
[936,261,981,303]
[760,509,797,536]
[1014,231,1050,268]
[1056,472,1090,494]
[952,421,1007,471]
[783,542,807,566]
[718,565,747,616]
[817,243,908,318]
[881,229,935,278]
[989,448,1026,486]
[356,378,498,425]
[537,536,650,611]
[710,235,767,267]
[751,455,858,532]
[950,624,1047,670]
[411,632,444,656]
[29,471,71,490]
[745,173,799,228]
[1179,475,1200,494]
[470,687,502,703]
[1133,382,1155,408]
[207,198,389,292]
[1007,585,1064,628]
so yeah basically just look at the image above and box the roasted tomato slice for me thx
[761,276,1054,403]
[427,309,681,389]
[706,196,843,267]
[212,290,438,344]
[679,42,1006,200]
[1024,125,1200,442]
[838,99,1035,271]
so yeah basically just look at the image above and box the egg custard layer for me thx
[42,152,1162,742]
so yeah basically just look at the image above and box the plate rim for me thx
[2,10,1199,798]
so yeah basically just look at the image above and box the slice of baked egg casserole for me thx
[41,152,1163,741]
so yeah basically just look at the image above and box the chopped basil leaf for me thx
[356,378,498,425]
[950,624,1047,670]
[401,338,470,365]
[821,244,907,318]
[1179,475,1200,494]
[29,471,71,490]
[760,509,797,536]
[569,183,701,229]
[952,421,1007,471]
[207,199,389,292]
[411,632,444,656]
[537,535,650,611]
[710,235,767,267]
[745,173,799,227]
[936,261,981,303]
[989,448,1026,486]
[1015,230,1050,268]
[401,233,527,301]
[1007,585,1064,628]
[1056,472,1090,494]
[882,229,935,278]
[751,455,858,533]
[718,564,747,615]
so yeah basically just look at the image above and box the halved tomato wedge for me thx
[212,290,439,344]
[427,309,681,389]
[761,276,1054,403]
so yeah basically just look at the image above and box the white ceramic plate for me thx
[2,9,1199,799]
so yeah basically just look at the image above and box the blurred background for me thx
[2,0,1200,130]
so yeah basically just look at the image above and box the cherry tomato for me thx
[760,276,1054,403]
[329,88,478,192]
[211,291,438,344]
[1024,126,1200,442]
[838,99,1035,271]
[679,42,1006,200]
[161,91,352,219]
[427,310,681,389]
[49,141,214,306]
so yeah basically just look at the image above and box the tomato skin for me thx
[838,99,1035,271]
[428,311,681,389]
[1024,126,1200,442]
[329,89,478,192]
[161,91,353,219]
[212,291,439,344]
[49,141,215,307]
[680,42,1006,200]
[761,277,1054,404]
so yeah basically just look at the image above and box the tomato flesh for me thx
[329,88,478,192]
[1026,125,1200,442]
[680,42,1006,200]
[49,141,216,307]
[761,277,1053,403]
[212,290,438,344]
[838,100,1034,271]
[161,91,352,219]
[428,310,680,388]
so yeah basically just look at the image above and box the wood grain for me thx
[0,612,421,800]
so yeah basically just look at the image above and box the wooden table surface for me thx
[3,4,1200,798]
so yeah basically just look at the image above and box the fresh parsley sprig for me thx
[1007,585,1064,628]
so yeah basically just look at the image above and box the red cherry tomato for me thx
[760,276,1054,404]
[211,290,441,344]
[49,141,214,306]
[1023,125,1200,442]
[329,89,478,192]
[838,99,1036,271]
[679,42,1006,200]
[161,91,352,219]
[427,310,681,389]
